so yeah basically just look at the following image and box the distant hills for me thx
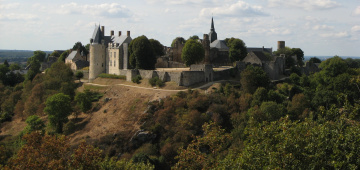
[304,56,360,61]
[0,49,52,63]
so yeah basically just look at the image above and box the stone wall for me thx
[181,71,204,86]
[213,68,234,81]
[139,70,157,79]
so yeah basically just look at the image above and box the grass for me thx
[98,73,126,80]
[84,84,106,91]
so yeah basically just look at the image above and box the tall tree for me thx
[72,42,88,56]
[181,39,205,66]
[171,37,186,48]
[240,65,269,94]
[25,57,41,81]
[188,35,199,41]
[44,93,72,133]
[129,35,156,70]
[227,38,247,62]
[149,39,165,57]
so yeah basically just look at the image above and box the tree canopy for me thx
[72,42,88,56]
[309,57,322,63]
[149,39,165,57]
[44,93,72,133]
[181,39,205,66]
[240,65,269,94]
[171,37,186,48]
[226,38,247,62]
[274,47,305,67]
[129,35,156,70]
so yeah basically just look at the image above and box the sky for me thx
[0,0,359,56]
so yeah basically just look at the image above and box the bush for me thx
[63,120,76,135]
[132,75,142,84]
[149,77,164,87]
[98,73,126,80]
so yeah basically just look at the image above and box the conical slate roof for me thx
[92,25,102,44]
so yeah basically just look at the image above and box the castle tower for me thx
[209,17,217,43]
[89,25,106,81]
[277,41,285,50]
[202,34,210,63]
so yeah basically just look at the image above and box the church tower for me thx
[209,17,217,43]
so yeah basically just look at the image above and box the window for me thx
[110,60,112,66]
[114,52,116,59]
[114,61,116,67]
[110,52,112,58]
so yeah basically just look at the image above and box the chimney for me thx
[118,31,122,36]
[262,46,264,51]
[110,30,114,36]
[277,41,285,50]
[127,31,130,37]
[101,26,105,37]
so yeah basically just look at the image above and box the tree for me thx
[25,57,41,81]
[9,63,20,71]
[58,50,69,62]
[292,48,304,66]
[23,115,45,134]
[75,71,84,81]
[227,38,247,62]
[50,51,60,58]
[75,90,92,113]
[240,65,269,94]
[30,50,46,63]
[171,37,186,48]
[129,35,156,70]
[3,60,9,67]
[309,57,321,63]
[149,39,164,57]
[181,39,205,66]
[188,35,199,41]
[44,93,72,133]
[72,42,88,56]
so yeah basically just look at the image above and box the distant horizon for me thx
[1,49,359,59]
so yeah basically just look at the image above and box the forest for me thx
[1,54,360,169]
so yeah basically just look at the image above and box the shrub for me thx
[98,73,126,80]
[63,120,76,135]
[132,75,142,84]
[149,77,164,87]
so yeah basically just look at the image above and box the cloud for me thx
[320,31,349,38]
[268,0,340,10]
[353,6,360,16]
[0,3,20,9]
[313,24,334,30]
[351,25,360,32]
[57,3,131,18]
[145,0,204,5]
[200,1,267,17]
[0,13,38,21]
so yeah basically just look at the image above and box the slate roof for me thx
[91,25,132,46]
[66,51,78,61]
[210,40,229,51]
[92,25,103,44]
[250,51,269,61]
[247,47,273,54]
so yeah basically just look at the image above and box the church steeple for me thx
[209,17,217,43]
[211,17,215,31]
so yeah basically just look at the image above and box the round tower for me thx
[277,41,285,50]
[89,40,106,81]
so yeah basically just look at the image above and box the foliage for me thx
[274,47,305,67]
[171,37,186,48]
[23,115,45,134]
[44,93,72,133]
[9,63,20,71]
[72,41,88,56]
[309,57,322,63]
[227,38,247,62]
[58,50,69,62]
[188,35,199,41]
[75,90,92,113]
[132,75,142,84]
[149,77,164,87]
[149,39,164,57]
[25,56,41,81]
[75,71,84,80]
[175,122,231,169]
[240,65,269,94]
[98,73,126,79]
[181,39,205,66]
[129,35,156,70]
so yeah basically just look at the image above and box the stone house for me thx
[65,50,88,70]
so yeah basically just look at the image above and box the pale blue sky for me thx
[0,0,359,56]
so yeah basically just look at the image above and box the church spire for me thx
[209,17,217,43]
[211,17,215,31]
